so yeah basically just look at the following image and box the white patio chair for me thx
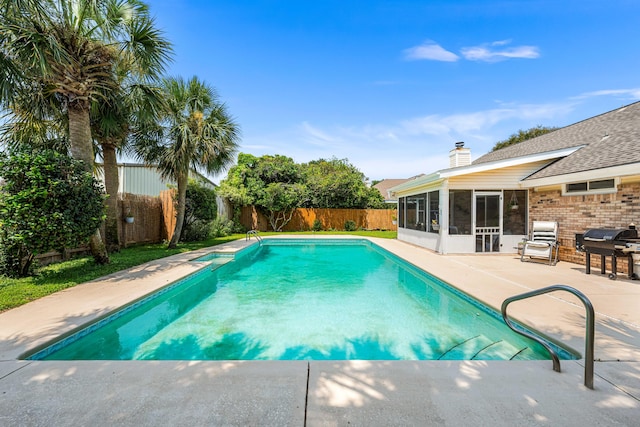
[521,221,559,265]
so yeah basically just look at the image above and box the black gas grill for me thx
[576,227,639,279]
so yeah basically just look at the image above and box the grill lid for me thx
[583,228,638,241]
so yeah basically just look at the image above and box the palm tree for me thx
[93,81,164,249]
[1,0,172,263]
[3,79,167,251]
[0,82,69,153]
[91,87,130,249]
[133,76,240,248]
[1,80,161,250]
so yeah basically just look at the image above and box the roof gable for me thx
[525,131,640,180]
[374,177,422,199]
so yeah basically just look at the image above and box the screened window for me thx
[405,193,426,231]
[428,190,439,232]
[448,190,471,235]
[398,192,439,233]
[502,190,527,235]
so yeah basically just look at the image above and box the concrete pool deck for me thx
[1,236,638,426]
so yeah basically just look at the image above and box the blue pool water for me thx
[29,239,576,361]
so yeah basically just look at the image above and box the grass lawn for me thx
[0,230,396,312]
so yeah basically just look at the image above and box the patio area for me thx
[1,236,638,426]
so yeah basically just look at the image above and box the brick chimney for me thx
[449,141,471,167]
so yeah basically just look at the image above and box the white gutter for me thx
[389,172,441,193]
[389,145,583,193]
[522,162,640,188]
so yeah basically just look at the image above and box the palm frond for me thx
[121,15,173,80]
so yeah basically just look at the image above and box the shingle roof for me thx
[374,177,421,200]
[473,101,640,180]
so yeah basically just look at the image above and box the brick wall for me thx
[529,182,640,273]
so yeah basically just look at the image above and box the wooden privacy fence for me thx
[159,189,177,241]
[120,192,168,246]
[36,191,175,265]
[240,206,397,231]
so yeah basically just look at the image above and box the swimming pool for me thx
[27,239,576,361]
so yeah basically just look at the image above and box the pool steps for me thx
[208,257,233,271]
[438,335,531,361]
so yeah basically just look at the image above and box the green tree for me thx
[0,148,105,277]
[1,81,169,251]
[218,154,386,230]
[180,179,218,241]
[218,153,306,231]
[302,158,385,208]
[0,83,68,152]
[133,76,240,248]
[1,0,172,263]
[94,81,167,250]
[491,125,559,151]
[259,182,306,231]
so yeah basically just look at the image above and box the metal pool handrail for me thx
[501,284,595,390]
[246,230,262,242]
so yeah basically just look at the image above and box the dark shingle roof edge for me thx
[473,101,640,166]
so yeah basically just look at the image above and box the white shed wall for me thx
[119,166,172,196]
[97,164,230,219]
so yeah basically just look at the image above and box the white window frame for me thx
[562,178,618,196]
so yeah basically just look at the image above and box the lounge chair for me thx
[521,221,559,265]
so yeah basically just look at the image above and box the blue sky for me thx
[147,0,640,182]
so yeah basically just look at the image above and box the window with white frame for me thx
[564,179,616,195]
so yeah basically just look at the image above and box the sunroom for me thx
[390,144,578,255]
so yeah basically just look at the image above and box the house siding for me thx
[393,101,640,271]
[448,161,551,189]
[530,181,640,273]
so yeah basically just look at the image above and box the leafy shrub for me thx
[0,241,34,278]
[211,217,236,237]
[312,219,323,231]
[0,148,105,277]
[344,220,357,231]
[181,179,218,241]
[181,220,212,242]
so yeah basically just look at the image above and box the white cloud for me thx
[573,88,640,100]
[461,41,540,62]
[237,98,593,181]
[490,39,512,46]
[399,114,452,136]
[403,41,459,62]
[300,121,340,146]
[399,102,571,137]
[355,154,450,180]
[403,39,539,63]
